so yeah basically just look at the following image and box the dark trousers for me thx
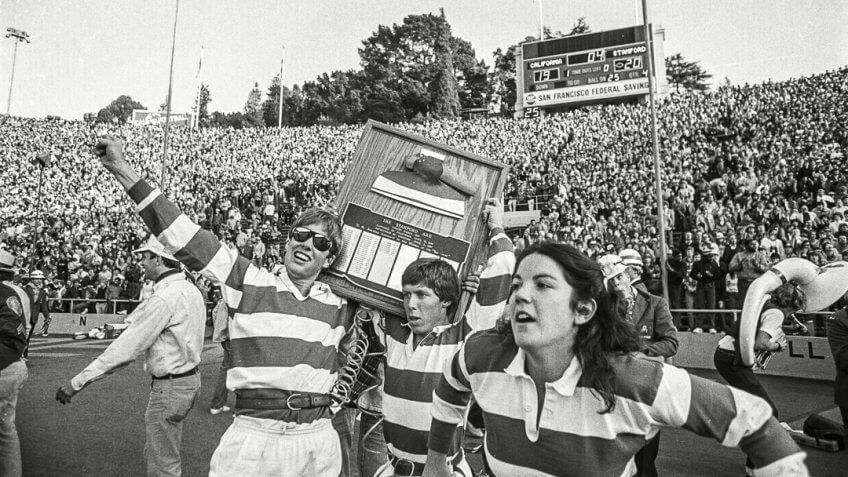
[668,283,682,310]
[714,348,778,470]
[713,348,778,416]
[634,432,660,477]
[720,292,740,333]
[694,284,716,329]
[738,279,754,305]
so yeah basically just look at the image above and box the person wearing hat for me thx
[689,243,721,333]
[619,248,646,292]
[598,253,678,477]
[55,235,206,476]
[92,136,350,476]
[22,268,52,357]
[0,249,30,475]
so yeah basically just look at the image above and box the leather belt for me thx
[152,367,198,380]
[236,390,335,411]
[389,452,463,476]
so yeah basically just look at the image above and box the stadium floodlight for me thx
[5,27,30,116]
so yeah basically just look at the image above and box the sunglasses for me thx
[289,227,333,253]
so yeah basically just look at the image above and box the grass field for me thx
[17,335,848,476]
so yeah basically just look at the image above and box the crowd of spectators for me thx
[1,67,845,324]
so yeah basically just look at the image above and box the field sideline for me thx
[18,335,848,476]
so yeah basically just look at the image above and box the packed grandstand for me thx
[1,67,846,327]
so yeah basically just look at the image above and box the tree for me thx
[261,74,290,127]
[191,83,211,126]
[95,95,145,124]
[569,17,591,36]
[665,53,712,92]
[490,19,591,115]
[208,111,249,129]
[430,9,461,118]
[243,82,263,126]
[358,11,487,119]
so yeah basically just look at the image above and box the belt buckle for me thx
[286,393,303,410]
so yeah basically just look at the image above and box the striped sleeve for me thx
[428,343,473,454]
[464,230,515,332]
[128,180,249,293]
[651,365,806,472]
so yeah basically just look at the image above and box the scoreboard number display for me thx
[521,25,659,109]
[533,68,560,83]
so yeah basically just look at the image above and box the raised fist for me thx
[484,198,504,231]
[92,135,127,168]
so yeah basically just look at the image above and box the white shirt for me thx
[71,271,206,390]
[718,308,784,351]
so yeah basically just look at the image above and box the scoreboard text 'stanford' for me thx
[520,25,664,109]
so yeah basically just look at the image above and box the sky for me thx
[0,0,845,120]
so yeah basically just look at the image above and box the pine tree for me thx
[665,53,712,92]
[244,82,263,126]
[430,9,461,118]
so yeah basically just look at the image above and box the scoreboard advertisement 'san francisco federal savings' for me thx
[521,25,663,108]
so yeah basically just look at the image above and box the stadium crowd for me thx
[1,67,846,329]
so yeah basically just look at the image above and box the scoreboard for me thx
[520,25,664,111]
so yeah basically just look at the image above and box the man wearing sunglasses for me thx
[92,136,351,476]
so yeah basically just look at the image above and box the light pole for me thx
[640,0,669,302]
[5,27,30,116]
[160,0,180,190]
[277,45,285,128]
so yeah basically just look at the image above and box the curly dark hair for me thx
[496,242,641,413]
[769,281,806,312]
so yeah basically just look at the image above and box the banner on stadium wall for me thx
[673,332,835,381]
[523,78,649,107]
[45,313,125,334]
[130,109,193,126]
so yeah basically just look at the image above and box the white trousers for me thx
[208,415,341,476]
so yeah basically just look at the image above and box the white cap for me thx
[619,248,643,267]
[132,235,177,261]
[598,254,627,280]
[29,269,45,279]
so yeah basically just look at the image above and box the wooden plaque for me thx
[323,120,509,319]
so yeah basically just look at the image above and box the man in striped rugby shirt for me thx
[371,199,514,476]
[93,136,352,476]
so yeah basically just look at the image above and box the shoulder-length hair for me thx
[497,242,641,413]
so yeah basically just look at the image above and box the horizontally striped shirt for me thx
[430,330,807,476]
[128,179,350,422]
[380,231,514,465]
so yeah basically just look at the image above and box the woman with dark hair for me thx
[423,242,807,477]
[714,282,806,416]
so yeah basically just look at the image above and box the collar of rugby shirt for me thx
[403,320,457,347]
[276,266,332,301]
[504,347,583,397]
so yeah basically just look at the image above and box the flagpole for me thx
[641,0,669,301]
[538,0,544,40]
[160,0,180,190]
[277,46,285,128]
[193,45,203,130]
